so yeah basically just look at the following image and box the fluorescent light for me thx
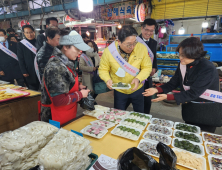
[161,26,166,33]
[35,28,41,31]
[86,31,90,36]
[178,27,185,34]
[78,0,93,13]
[202,20,208,28]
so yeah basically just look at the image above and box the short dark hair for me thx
[81,33,89,39]
[6,28,15,33]
[118,25,138,43]
[0,29,6,35]
[141,18,157,28]
[176,37,207,59]
[8,34,18,41]
[57,29,71,50]
[45,26,60,40]
[22,25,34,32]
[46,17,58,26]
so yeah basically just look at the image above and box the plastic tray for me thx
[120,117,148,131]
[80,125,108,139]
[171,138,205,156]
[143,131,172,145]
[90,120,116,130]
[150,118,174,128]
[0,89,30,103]
[83,110,106,118]
[111,83,131,90]
[86,153,99,170]
[173,130,203,144]
[172,148,206,170]
[208,155,222,170]
[94,105,110,112]
[202,132,222,145]
[174,122,201,134]
[127,112,152,123]
[137,139,159,158]
[111,125,142,141]
[205,142,222,157]
[108,108,129,118]
[147,124,173,136]
[97,114,122,124]
[0,80,10,86]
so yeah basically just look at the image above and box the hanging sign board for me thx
[135,3,146,22]
[18,20,30,29]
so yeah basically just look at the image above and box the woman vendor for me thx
[41,29,91,125]
[143,37,221,132]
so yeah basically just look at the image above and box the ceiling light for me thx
[117,24,122,29]
[35,28,41,31]
[78,0,93,13]
[202,20,208,28]
[86,31,90,36]
[178,27,185,34]
[161,26,166,33]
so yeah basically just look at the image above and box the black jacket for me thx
[160,58,219,105]
[17,39,39,86]
[0,41,23,81]
[139,34,158,70]
[36,34,46,52]
[36,42,54,81]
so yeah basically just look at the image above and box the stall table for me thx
[0,90,40,133]
[64,115,211,170]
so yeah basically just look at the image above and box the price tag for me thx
[49,119,60,129]
[71,129,83,137]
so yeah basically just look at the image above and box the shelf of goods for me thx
[94,39,108,58]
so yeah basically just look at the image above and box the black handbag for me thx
[92,70,110,94]
[182,102,222,127]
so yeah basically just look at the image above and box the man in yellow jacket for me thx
[99,26,152,112]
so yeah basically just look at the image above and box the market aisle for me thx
[76,91,222,135]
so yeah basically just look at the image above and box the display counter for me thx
[63,115,211,170]
[0,89,40,133]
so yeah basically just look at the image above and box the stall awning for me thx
[151,0,222,20]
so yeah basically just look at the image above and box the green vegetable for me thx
[174,139,201,154]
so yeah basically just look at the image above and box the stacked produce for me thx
[38,128,92,170]
[0,121,58,170]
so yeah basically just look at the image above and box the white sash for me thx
[180,63,222,103]
[0,43,18,61]
[136,36,154,64]
[108,41,139,77]
[20,39,37,54]
[34,56,41,84]
[81,53,94,67]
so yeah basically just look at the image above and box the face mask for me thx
[0,36,5,42]
[87,48,94,53]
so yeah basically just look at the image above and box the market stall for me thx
[0,82,40,133]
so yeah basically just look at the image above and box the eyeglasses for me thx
[123,41,138,48]
[24,32,34,35]
[143,29,155,34]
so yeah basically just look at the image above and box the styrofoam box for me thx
[172,148,206,170]
[90,120,116,130]
[111,124,142,141]
[143,131,172,145]
[171,138,205,156]
[127,112,152,123]
[80,125,108,139]
[150,118,174,128]
[202,132,222,145]
[147,124,173,136]
[120,117,148,131]
[204,142,222,157]
[173,130,203,144]
[111,83,131,90]
[173,122,201,134]
[208,155,222,170]
[83,110,105,118]
[137,139,159,158]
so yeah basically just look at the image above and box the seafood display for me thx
[148,124,172,136]
[137,140,159,157]
[157,53,179,59]
[111,125,141,141]
[81,125,108,139]
[121,118,147,130]
[97,114,122,124]
[143,132,171,145]
[151,118,174,128]
[127,112,151,122]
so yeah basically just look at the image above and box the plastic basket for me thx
[86,153,99,170]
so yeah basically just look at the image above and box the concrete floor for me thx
[77,91,222,135]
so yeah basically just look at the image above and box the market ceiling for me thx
[0,0,125,20]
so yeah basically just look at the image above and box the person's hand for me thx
[80,89,90,98]
[142,88,158,97]
[0,71,4,76]
[106,79,113,90]
[150,68,156,76]
[93,67,97,71]
[79,85,86,90]
[23,74,29,77]
[131,78,140,91]
[151,94,167,102]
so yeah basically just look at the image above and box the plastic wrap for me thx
[0,121,58,170]
[38,128,93,170]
